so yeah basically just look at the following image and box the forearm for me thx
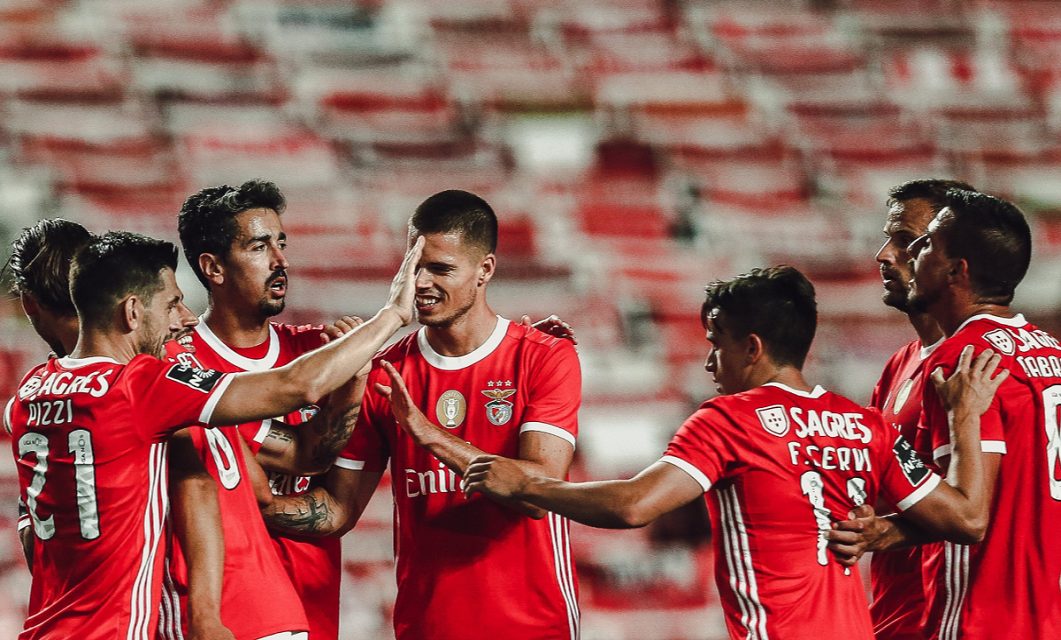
[515,476,651,529]
[300,378,366,475]
[171,476,225,627]
[944,407,988,529]
[262,488,345,538]
[19,526,33,574]
[869,513,939,552]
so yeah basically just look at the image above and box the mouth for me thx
[415,293,442,312]
[175,332,196,353]
[268,275,287,298]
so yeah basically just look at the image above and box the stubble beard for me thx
[416,294,476,329]
[258,297,286,318]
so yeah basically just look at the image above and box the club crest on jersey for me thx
[436,390,467,428]
[892,379,915,414]
[482,388,517,426]
[983,329,1016,356]
[756,404,790,437]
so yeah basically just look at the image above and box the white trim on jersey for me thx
[548,512,580,640]
[520,422,576,449]
[333,458,366,470]
[954,312,1026,335]
[896,473,941,511]
[257,632,308,640]
[159,558,185,640]
[761,382,826,399]
[195,320,281,371]
[933,440,1007,461]
[57,355,120,368]
[198,373,235,425]
[939,542,970,640]
[3,397,14,435]
[128,442,169,640]
[719,486,769,640]
[660,455,713,492]
[920,337,944,361]
[417,316,509,370]
[17,516,30,531]
[253,418,273,444]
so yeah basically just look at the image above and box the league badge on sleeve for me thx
[982,329,1016,356]
[893,437,930,486]
[482,388,517,426]
[756,404,790,437]
[166,364,223,393]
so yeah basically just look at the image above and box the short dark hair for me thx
[701,265,818,369]
[887,178,977,213]
[71,232,179,329]
[410,190,497,255]
[178,179,286,288]
[3,218,92,315]
[937,189,1030,305]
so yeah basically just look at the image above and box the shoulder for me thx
[506,321,579,362]
[882,340,922,371]
[373,330,419,364]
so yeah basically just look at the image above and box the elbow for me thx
[958,515,988,545]
[615,504,654,529]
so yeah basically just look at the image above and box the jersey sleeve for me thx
[919,344,1007,463]
[336,364,390,473]
[875,428,942,511]
[123,356,234,443]
[659,404,739,493]
[238,419,273,454]
[3,397,13,435]
[518,339,581,449]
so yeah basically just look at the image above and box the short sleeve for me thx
[123,356,234,443]
[876,434,942,511]
[518,340,581,448]
[336,366,390,472]
[920,345,1007,463]
[3,397,13,435]
[660,405,738,493]
[238,419,273,454]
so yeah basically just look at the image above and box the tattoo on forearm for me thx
[265,494,333,534]
[265,428,295,445]
[309,402,361,470]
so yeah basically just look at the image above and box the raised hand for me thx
[522,314,577,345]
[385,236,425,326]
[931,345,1010,417]
[375,360,429,435]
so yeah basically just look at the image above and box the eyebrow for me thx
[244,233,274,246]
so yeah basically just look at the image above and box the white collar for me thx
[417,316,509,371]
[195,319,280,371]
[57,356,120,368]
[954,313,1026,336]
[920,337,944,360]
[762,382,827,398]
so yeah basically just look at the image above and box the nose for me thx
[272,243,290,271]
[178,302,199,328]
[415,266,432,290]
[704,347,717,373]
[875,238,893,264]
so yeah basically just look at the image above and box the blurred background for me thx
[1,0,1060,637]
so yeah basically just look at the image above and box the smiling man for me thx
[459,265,1006,640]
[262,189,583,640]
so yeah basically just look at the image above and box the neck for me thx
[749,364,812,393]
[70,329,138,364]
[202,299,271,348]
[423,304,498,357]
[906,310,944,347]
[55,315,81,357]
[931,296,1013,337]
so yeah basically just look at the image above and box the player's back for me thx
[917,314,1061,639]
[665,383,937,640]
[8,357,172,640]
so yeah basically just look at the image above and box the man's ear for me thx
[199,253,224,286]
[746,333,766,365]
[950,257,969,281]
[20,292,39,318]
[478,253,496,287]
[120,296,141,332]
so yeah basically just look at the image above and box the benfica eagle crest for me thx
[482,388,517,426]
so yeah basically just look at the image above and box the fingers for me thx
[521,315,532,326]
[381,360,410,396]
[930,366,946,389]
[956,344,975,373]
[374,382,392,399]
[849,503,875,519]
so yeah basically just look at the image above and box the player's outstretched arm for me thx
[463,458,703,529]
[261,466,383,537]
[169,429,236,640]
[376,360,573,518]
[209,237,422,427]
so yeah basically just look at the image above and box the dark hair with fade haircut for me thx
[700,265,818,369]
[410,190,497,255]
[936,189,1031,305]
[178,179,286,288]
[70,232,180,329]
[3,218,92,315]
[887,178,977,213]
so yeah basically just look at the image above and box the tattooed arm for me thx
[262,466,383,537]
[253,373,367,477]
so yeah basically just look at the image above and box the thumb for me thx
[520,315,532,326]
[930,366,946,389]
[374,382,393,399]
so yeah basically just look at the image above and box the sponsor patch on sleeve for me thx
[165,364,224,394]
[893,436,930,486]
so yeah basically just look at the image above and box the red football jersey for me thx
[7,354,233,640]
[663,383,941,640]
[339,318,582,640]
[916,313,1061,640]
[168,320,341,640]
[158,424,309,639]
[867,339,939,640]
